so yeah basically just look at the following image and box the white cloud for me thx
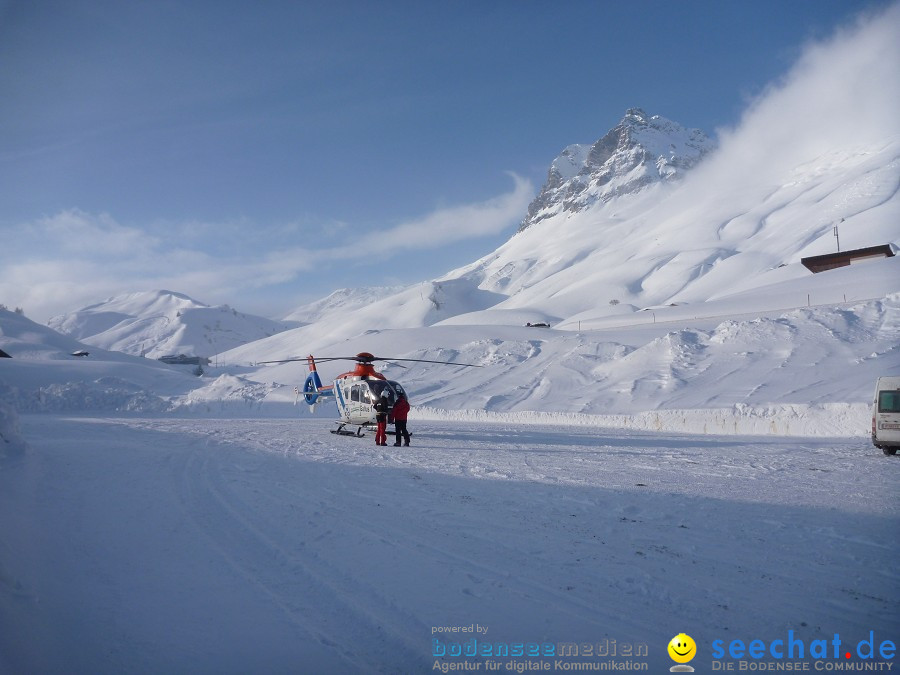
[323,173,534,259]
[0,175,533,321]
[33,209,158,255]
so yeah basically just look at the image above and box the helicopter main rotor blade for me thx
[257,355,368,365]
[373,357,482,367]
[258,354,482,367]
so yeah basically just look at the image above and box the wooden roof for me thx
[801,244,895,273]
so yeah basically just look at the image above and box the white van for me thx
[872,376,900,455]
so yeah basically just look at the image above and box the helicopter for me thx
[260,351,481,436]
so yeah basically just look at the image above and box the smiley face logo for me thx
[668,633,696,664]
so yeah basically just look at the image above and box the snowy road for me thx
[1,416,897,674]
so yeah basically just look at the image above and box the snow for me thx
[0,394,27,461]
[1,7,899,672]
[0,417,895,673]
[2,265,897,675]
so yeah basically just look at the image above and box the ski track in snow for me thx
[1,415,897,673]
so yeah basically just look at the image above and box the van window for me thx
[878,391,900,413]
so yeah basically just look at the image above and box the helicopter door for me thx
[349,383,372,423]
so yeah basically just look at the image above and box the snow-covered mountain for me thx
[443,119,899,326]
[214,78,899,417]
[236,93,899,353]
[518,107,714,232]
[48,290,289,359]
[28,90,898,420]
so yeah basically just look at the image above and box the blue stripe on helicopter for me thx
[303,371,323,405]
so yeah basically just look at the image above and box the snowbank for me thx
[0,395,28,462]
[5,377,169,414]
[414,401,871,438]
[172,374,298,416]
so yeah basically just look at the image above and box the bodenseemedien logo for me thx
[668,633,696,672]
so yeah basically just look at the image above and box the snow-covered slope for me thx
[443,133,899,325]
[48,290,289,359]
[223,273,898,426]
[282,285,407,324]
[3,10,899,673]
[0,307,205,412]
[222,278,508,365]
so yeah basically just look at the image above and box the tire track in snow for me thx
[162,419,652,638]
[245,454,697,644]
[177,441,424,672]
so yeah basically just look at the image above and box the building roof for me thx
[801,244,895,273]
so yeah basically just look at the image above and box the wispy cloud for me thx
[0,175,533,321]
[323,173,533,259]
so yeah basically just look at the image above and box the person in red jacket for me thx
[392,391,411,447]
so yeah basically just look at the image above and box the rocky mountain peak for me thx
[518,109,715,232]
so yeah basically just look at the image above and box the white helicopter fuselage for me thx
[275,352,477,436]
[332,374,406,427]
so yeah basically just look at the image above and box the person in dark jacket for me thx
[392,392,411,447]
[374,391,390,446]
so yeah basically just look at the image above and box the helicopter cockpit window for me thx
[388,381,406,398]
[351,385,363,402]
[369,380,394,403]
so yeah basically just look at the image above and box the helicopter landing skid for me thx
[331,423,366,437]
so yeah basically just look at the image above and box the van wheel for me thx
[883,447,898,456]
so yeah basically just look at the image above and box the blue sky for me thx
[0,0,892,321]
